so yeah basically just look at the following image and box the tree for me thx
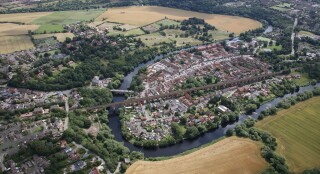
[245,104,258,114]
[185,126,200,139]
[171,122,185,141]
[225,128,234,136]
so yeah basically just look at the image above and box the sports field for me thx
[256,97,320,173]
[96,6,262,34]
[0,23,39,36]
[0,35,34,54]
[126,137,267,174]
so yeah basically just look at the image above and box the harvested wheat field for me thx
[0,12,52,23]
[126,137,267,174]
[97,6,262,34]
[0,35,34,54]
[0,23,39,36]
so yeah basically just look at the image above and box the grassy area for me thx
[0,35,34,54]
[0,23,39,36]
[33,32,74,42]
[256,97,320,173]
[155,19,180,26]
[96,6,262,34]
[127,137,267,174]
[290,71,311,86]
[31,9,105,25]
[108,28,145,36]
[298,30,317,36]
[271,3,292,12]
[256,36,272,42]
[267,44,282,51]
[209,30,230,41]
[35,24,64,34]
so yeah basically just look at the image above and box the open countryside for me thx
[96,6,262,34]
[256,97,320,173]
[0,35,34,54]
[126,137,267,174]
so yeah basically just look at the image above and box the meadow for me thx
[96,6,262,34]
[126,137,267,174]
[256,97,320,173]
[0,35,34,54]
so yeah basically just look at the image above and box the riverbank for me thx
[126,137,267,174]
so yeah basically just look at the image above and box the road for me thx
[64,96,69,131]
[291,18,298,55]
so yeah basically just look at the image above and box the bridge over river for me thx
[79,72,280,111]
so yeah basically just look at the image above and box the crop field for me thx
[0,23,39,36]
[0,35,34,54]
[256,97,320,173]
[33,32,74,42]
[31,9,105,25]
[0,12,52,23]
[96,6,262,34]
[126,137,267,174]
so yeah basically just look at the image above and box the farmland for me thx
[0,23,38,36]
[96,6,262,34]
[256,97,320,173]
[0,12,52,23]
[31,10,105,25]
[0,35,34,54]
[33,33,75,42]
[126,137,267,174]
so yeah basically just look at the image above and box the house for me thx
[217,105,229,113]
[89,168,100,174]
[59,140,67,148]
[33,107,44,115]
[92,76,102,86]
[124,158,131,164]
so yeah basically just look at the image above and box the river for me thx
[108,32,319,158]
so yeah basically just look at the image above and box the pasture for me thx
[96,6,262,34]
[35,24,64,34]
[256,97,320,173]
[0,23,38,36]
[126,137,267,174]
[0,35,34,54]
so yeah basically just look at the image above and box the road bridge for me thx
[110,89,134,94]
[80,72,280,111]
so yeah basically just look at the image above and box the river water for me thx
[108,31,320,157]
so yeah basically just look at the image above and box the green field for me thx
[256,97,320,173]
[289,71,311,86]
[271,3,292,12]
[35,24,64,34]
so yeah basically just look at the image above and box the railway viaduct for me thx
[79,72,280,111]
